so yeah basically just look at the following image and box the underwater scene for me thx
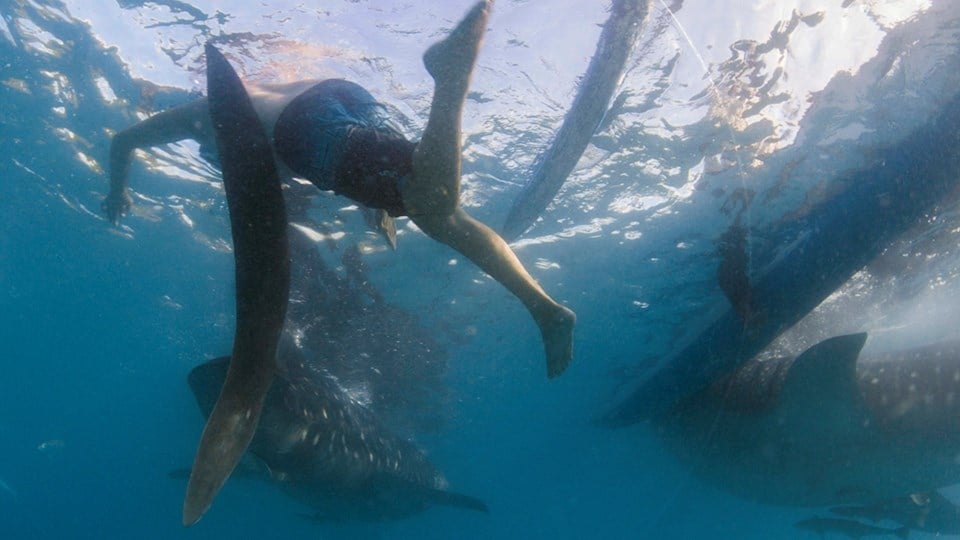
[3,0,960,538]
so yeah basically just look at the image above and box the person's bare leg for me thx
[406,0,575,377]
[416,210,576,377]
[406,1,491,216]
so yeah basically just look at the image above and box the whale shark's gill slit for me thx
[182,43,290,526]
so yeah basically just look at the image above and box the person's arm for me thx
[103,98,211,224]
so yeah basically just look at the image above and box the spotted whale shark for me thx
[188,355,488,522]
[182,44,290,525]
[653,333,960,506]
[603,65,960,426]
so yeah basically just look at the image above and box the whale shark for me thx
[603,62,960,426]
[183,44,290,525]
[653,333,960,507]
[283,230,450,437]
[188,355,488,522]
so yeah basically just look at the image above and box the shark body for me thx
[188,356,487,522]
[603,45,960,427]
[654,334,960,506]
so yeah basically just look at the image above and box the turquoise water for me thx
[2,1,960,538]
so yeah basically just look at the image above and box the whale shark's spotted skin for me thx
[655,334,960,506]
[189,356,487,522]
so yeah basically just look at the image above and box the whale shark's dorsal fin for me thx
[776,333,868,431]
[781,333,868,401]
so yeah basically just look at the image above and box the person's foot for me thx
[423,0,491,91]
[540,304,576,379]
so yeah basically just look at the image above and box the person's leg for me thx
[405,0,490,217]
[415,210,575,377]
[405,0,575,377]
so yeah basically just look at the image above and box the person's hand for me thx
[102,189,132,225]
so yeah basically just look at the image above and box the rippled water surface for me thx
[2,0,960,538]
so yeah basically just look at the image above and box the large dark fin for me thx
[775,333,868,430]
[186,357,231,418]
[183,43,290,526]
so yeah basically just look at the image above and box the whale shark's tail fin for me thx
[183,43,290,527]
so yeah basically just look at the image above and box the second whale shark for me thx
[654,333,960,506]
[187,354,488,522]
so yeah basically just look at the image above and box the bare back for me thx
[246,79,323,139]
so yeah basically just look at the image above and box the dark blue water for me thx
[3,1,960,538]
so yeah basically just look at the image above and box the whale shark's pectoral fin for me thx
[776,333,868,432]
[369,473,490,514]
[182,43,290,526]
[422,487,490,514]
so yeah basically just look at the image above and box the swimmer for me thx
[103,1,575,378]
